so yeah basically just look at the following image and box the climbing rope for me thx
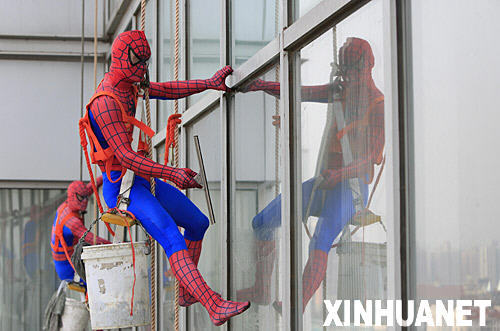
[167,0,182,328]
[92,0,99,246]
[139,1,158,330]
[273,0,280,309]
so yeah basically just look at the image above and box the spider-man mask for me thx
[67,181,92,213]
[338,37,374,84]
[110,30,151,84]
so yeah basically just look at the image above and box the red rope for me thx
[79,119,115,237]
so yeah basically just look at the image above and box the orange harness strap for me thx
[79,89,156,237]
[335,96,384,146]
[50,205,80,272]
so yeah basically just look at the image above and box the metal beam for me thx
[105,0,130,38]
[0,181,71,189]
[283,0,368,50]
[111,0,141,41]
[0,36,107,61]
[226,37,279,89]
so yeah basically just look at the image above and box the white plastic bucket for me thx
[60,298,89,331]
[81,242,150,330]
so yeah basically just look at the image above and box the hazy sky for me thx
[412,0,500,250]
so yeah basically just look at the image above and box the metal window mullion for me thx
[395,0,415,327]
[280,0,295,328]
[111,0,141,41]
[283,0,366,51]
[382,0,405,329]
[220,4,229,331]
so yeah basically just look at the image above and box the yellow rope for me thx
[139,1,157,330]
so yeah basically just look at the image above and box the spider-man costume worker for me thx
[236,38,384,312]
[84,30,249,326]
[51,177,111,281]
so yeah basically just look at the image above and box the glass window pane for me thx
[231,64,282,329]
[412,1,500,328]
[297,0,394,327]
[187,0,220,106]
[158,0,175,132]
[295,0,323,20]
[186,108,222,330]
[0,188,65,330]
[232,0,280,67]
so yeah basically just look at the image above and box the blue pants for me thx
[54,260,74,281]
[252,177,368,253]
[103,171,209,257]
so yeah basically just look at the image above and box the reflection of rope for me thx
[139,1,158,330]
[274,0,280,306]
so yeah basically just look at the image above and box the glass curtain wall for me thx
[411,0,500,329]
[186,108,223,330]
[230,64,282,330]
[158,0,175,132]
[0,188,65,330]
[232,0,280,67]
[187,0,221,106]
[296,0,394,328]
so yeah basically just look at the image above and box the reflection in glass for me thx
[297,3,390,325]
[232,65,282,330]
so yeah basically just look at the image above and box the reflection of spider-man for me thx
[51,178,110,281]
[84,30,249,325]
[237,38,385,311]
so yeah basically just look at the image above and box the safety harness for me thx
[50,203,80,272]
[79,87,155,185]
[78,87,156,236]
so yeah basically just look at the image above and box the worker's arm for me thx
[90,96,201,189]
[149,65,232,100]
[65,216,111,245]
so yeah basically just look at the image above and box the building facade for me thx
[1,0,499,330]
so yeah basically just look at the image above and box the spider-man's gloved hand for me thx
[168,168,203,190]
[207,65,233,92]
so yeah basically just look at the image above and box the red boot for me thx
[302,250,328,312]
[178,239,202,307]
[236,240,275,305]
[169,250,250,326]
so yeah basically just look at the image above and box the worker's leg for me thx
[102,173,187,256]
[103,173,250,325]
[302,179,368,311]
[237,178,319,303]
[54,260,74,282]
[155,178,209,306]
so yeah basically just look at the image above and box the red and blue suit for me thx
[82,30,249,325]
[51,178,111,281]
[237,38,385,311]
